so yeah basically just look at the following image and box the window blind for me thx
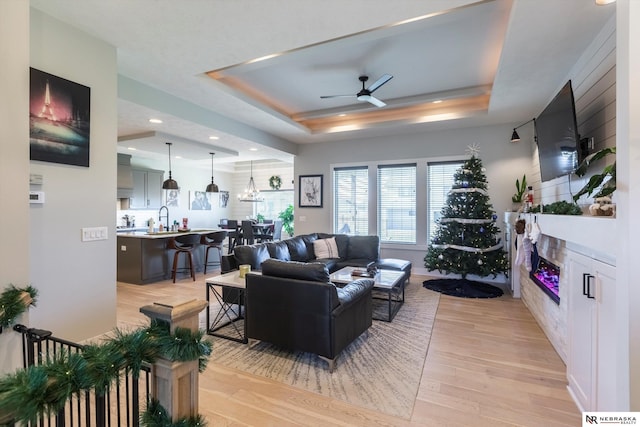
[377,163,416,243]
[333,166,368,235]
[427,161,463,243]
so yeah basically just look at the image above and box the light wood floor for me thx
[117,273,579,427]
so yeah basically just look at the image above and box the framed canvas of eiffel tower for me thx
[29,68,91,167]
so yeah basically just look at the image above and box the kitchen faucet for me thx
[158,205,169,229]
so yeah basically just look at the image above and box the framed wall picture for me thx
[219,191,229,208]
[29,68,91,167]
[299,174,323,208]
[189,191,212,210]
[165,189,180,208]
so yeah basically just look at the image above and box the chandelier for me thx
[238,161,263,202]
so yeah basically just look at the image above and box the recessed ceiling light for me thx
[338,113,347,117]
[149,118,163,124]
[127,147,137,151]
[175,156,182,159]
[209,135,219,140]
[249,148,258,151]
[432,100,443,104]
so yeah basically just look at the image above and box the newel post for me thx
[140,298,208,422]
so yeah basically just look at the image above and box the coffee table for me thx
[205,271,261,343]
[330,266,405,322]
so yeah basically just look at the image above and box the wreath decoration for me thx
[269,175,282,190]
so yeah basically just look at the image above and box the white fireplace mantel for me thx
[520,213,616,266]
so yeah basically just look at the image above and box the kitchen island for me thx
[117,229,221,285]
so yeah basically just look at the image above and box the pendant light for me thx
[205,152,219,193]
[162,142,179,190]
[238,161,263,202]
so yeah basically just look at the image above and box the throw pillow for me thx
[313,237,340,259]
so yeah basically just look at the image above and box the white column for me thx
[0,0,30,376]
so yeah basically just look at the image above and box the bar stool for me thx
[167,234,199,283]
[201,230,228,274]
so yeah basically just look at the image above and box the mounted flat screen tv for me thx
[535,80,581,182]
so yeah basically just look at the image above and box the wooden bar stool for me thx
[167,234,199,283]
[201,230,227,274]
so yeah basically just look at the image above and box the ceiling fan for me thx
[321,74,393,107]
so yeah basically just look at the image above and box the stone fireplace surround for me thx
[508,213,616,364]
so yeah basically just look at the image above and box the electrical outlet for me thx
[82,226,108,242]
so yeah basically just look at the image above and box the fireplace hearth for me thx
[530,253,560,304]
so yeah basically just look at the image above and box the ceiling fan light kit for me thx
[321,74,393,108]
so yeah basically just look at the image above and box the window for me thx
[377,164,416,243]
[427,161,463,243]
[334,167,368,235]
[254,190,294,220]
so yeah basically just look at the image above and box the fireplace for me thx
[530,252,560,304]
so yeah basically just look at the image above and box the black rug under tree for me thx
[423,278,503,298]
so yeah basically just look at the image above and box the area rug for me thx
[207,281,440,419]
[423,278,503,298]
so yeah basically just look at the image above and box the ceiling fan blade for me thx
[358,94,386,107]
[367,74,393,93]
[320,94,356,99]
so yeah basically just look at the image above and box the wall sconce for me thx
[510,118,536,143]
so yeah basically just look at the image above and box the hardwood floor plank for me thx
[116,274,580,426]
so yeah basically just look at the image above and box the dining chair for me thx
[272,219,283,240]
[226,219,239,253]
[241,220,255,245]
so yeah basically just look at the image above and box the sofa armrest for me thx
[336,279,374,305]
[333,279,374,315]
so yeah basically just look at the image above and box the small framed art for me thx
[299,174,323,208]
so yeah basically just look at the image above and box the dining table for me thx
[218,221,274,252]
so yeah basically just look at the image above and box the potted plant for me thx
[511,174,527,211]
[572,147,616,202]
[278,204,294,236]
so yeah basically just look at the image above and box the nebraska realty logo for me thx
[583,412,639,426]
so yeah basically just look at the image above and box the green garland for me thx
[0,285,38,329]
[142,399,207,427]
[0,319,212,424]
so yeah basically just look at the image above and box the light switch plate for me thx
[82,226,108,242]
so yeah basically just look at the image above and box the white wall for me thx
[295,124,533,273]
[28,9,118,342]
[0,0,30,375]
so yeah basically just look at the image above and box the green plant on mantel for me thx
[573,147,616,202]
[511,174,527,203]
[529,200,583,215]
